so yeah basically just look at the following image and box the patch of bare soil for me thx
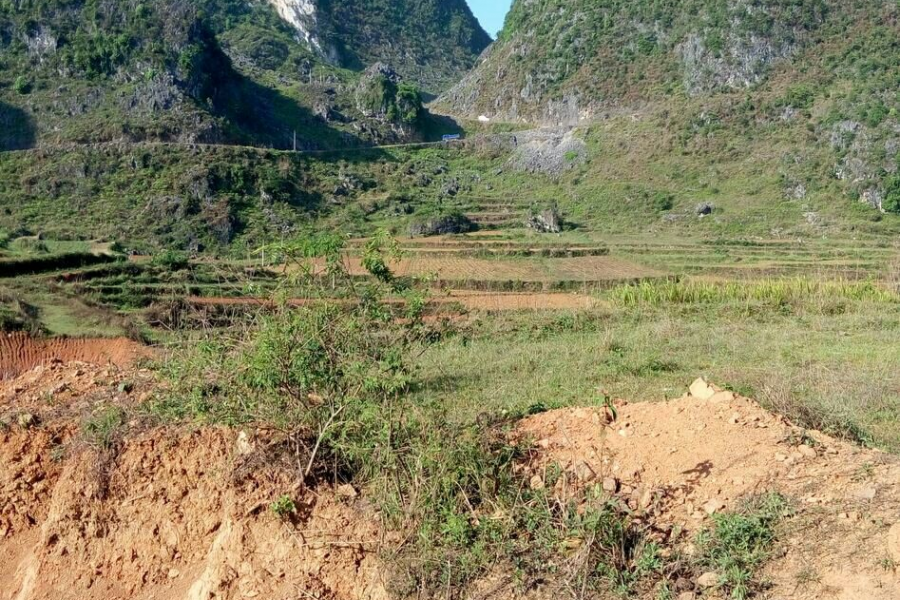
[514,378,900,599]
[4,358,899,600]
[0,364,390,600]
[0,333,149,381]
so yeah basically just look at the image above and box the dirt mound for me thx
[1,425,389,600]
[0,332,148,381]
[515,379,900,599]
[1,362,389,600]
[4,362,899,600]
[1,361,155,422]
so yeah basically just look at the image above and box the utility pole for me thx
[293,130,297,152]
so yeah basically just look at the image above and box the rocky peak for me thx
[265,0,339,64]
[262,0,491,93]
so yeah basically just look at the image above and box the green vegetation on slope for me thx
[314,0,491,93]
[438,0,900,215]
[0,0,473,151]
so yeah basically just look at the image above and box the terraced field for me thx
[4,230,896,340]
[604,235,900,280]
[187,290,598,312]
[330,255,663,290]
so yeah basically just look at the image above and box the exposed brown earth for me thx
[514,378,900,599]
[1,362,389,600]
[0,332,149,381]
[2,354,899,600]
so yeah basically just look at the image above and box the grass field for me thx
[417,279,900,451]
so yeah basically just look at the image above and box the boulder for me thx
[689,378,716,400]
[695,203,715,216]
[528,208,563,233]
[408,214,476,237]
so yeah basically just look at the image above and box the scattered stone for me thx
[697,572,719,588]
[236,431,254,456]
[336,484,358,500]
[888,524,900,564]
[530,475,545,491]
[167,568,180,579]
[17,412,38,429]
[689,378,716,400]
[798,445,817,459]
[527,208,563,233]
[709,390,735,403]
[602,477,619,493]
[695,203,715,217]
[704,499,726,515]
[677,593,697,600]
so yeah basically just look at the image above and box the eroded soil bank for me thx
[2,352,899,600]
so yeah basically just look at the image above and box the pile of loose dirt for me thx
[4,360,899,600]
[2,428,389,600]
[0,332,149,381]
[0,361,155,424]
[1,362,390,600]
[515,378,900,599]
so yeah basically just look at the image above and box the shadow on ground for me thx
[0,100,36,151]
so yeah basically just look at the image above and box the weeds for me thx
[82,407,127,450]
[270,495,297,519]
[609,278,897,310]
[150,231,665,598]
[695,492,792,599]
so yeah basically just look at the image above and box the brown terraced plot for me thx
[319,255,663,285]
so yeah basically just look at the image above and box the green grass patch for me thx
[82,406,128,450]
[695,493,793,599]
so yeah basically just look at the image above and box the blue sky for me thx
[467,0,513,38]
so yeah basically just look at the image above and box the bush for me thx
[652,192,675,211]
[884,173,900,214]
[151,249,189,271]
[13,76,31,95]
[391,83,424,124]
[151,231,662,597]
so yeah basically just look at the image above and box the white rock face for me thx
[266,0,331,59]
